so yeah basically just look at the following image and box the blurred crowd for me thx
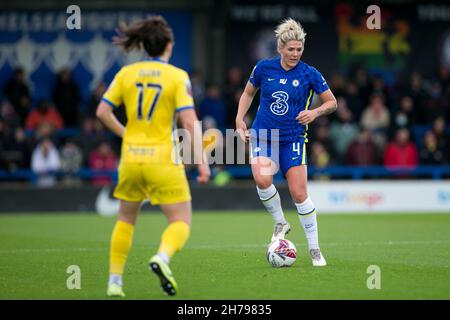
[1,64,449,186]
[0,68,120,186]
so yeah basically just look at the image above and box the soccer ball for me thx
[266,239,297,268]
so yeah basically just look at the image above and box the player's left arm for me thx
[296,89,337,125]
[96,101,125,138]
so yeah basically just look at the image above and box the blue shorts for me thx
[249,137,308,176]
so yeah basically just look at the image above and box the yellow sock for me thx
[158,221,190,259]
[109,220,134,275]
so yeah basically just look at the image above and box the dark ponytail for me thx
[113,15,174,57]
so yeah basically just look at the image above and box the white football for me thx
[266,239,297,268]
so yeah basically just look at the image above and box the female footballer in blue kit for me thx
[235,18,337,266]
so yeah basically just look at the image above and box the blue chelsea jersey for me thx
[249,57,329,142]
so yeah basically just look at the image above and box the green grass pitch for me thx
[0,211,449,300]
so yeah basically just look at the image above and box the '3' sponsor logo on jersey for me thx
[270,91,289,116]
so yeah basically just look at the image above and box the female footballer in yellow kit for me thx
[96,16,210,297]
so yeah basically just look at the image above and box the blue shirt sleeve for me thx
[248,60,264,88]
[309,66,329,94]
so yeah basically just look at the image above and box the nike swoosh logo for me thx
[292,156,300,160]
[95,187,120,216]
[268,78,275,81]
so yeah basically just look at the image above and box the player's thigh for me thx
[249,137,278,188]
[285,165,308,203]
[142,164,192,206]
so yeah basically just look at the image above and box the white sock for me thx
[295,197,320,250]
[108,274,122,286]
[257,184,287,225]
[158,252,170,264]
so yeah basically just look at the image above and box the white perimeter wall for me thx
[308,181,450,213]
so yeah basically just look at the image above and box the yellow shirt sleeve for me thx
[175,72,194,112]
[102,68,124,108]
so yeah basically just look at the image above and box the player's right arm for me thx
[235,81,259,143]
[236,63,262,142]
[175,71,210,184]
[178,109,211,184]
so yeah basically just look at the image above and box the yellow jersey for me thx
[102,58,194,165]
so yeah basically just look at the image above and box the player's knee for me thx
[253,170,273,189]
[254,176,272,189]
[168,214,191,227]
[291,190,308,203]
[118,214,138,226]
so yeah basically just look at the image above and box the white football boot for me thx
[310,249,327,267]
[271,222,291,242]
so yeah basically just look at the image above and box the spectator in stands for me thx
[329,74,346,98]
[3,67,31,126]
[370,76,392,108]
[224,67,245,127]
[0,117,8,169]
[0,99,22,128]
[438,65,450,97]
[25,99,64,131]
[0,116,7,140]
[89,141,118,186]
[31,138,61,187]
[75,117,109,166]
[420,131,447,165]
[402,72,428,124]
[392,95,414,131]
[198,84,227,131]
[33,122,58,147]
[329,97,359,162]
[383,128,418,168]
[344,81,364,121]
[52,68,81,127]
[190,69,206,105]
[313,123,337,162]
[431,116,449,160]
[309,141,331,180]
[423,81,449,124]
[353,66,371,107]
[1,127,31,171]
[361,93,390,150]
[345,129,380,166]
[225,67,245,96]
[86,81,107,118]
[438,68,450,121]
[230,88,245,124]
[438,65,450,119]
[60,139,83,185]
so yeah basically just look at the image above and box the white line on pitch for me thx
[1,240,450,254]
